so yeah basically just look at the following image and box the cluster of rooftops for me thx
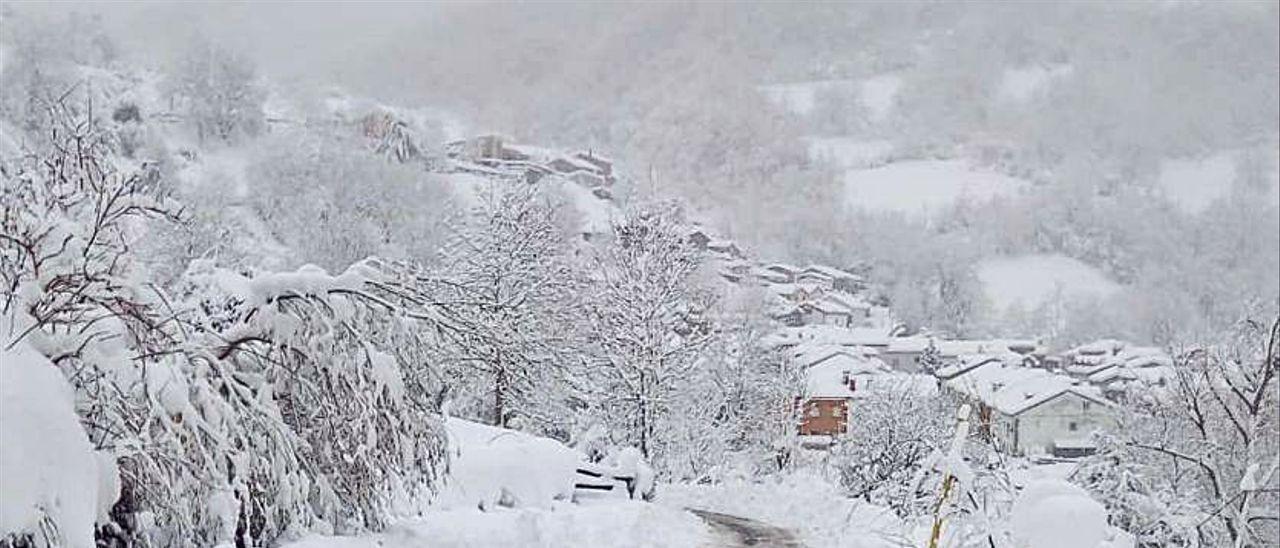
[770,323,1175,417]
[444,134,617,199]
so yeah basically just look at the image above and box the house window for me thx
[1069,422,1079,431]
[808,406,820,418]
[1083,401,1092,412]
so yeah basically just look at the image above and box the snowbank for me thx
[438,418,582,510]
[976,254,1120,313]
[1,342,106,547]
[660,472,906,548]
[1010,480,1110,548]
[842,159,1027,217]
[286,500,707,548]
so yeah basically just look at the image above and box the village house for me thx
[800,264,865,294]
[762,263,800,283]
[822,292,872,322]
[796,349,890,437]
[1062,341,1174,401]
[799,298,855,328]
[706,240,745,260]
[939,356,1116,457]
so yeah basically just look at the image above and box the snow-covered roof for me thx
[886,337,932,353]
[763,263,800,274]
[1070,339,1127,356]
[822,292,870,311]
[802,264,859,280]
[805,352,889,398]
[803,299,852,316]
[764,325,891,349]
[945,360,1111,416]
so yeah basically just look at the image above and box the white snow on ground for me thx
[1157,152,1237,213]
[997,64,1073,103]
[842,159,1028,216]
[0,340,106,548]
[285,501,708,548]
[977,254,1120,313]
[808,137,894,170]
[660,472,908,548]
[283,419,706,548]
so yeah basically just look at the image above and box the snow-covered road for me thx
[690,509,804,547]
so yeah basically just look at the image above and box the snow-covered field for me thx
[842,159,1028,217]
[976,254,1120,313]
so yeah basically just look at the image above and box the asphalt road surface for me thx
[689,509,805,547]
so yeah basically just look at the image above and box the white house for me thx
[942,357,1116,457]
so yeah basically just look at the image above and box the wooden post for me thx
[928,404,972,548]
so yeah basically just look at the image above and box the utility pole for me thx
[928,404,972,548]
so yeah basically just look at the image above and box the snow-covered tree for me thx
[918,338,944,374]
[248,128,453,272]
[164,38,265,144]
[1077,317,1279,547]
[831,383,952,513]
[665,287,803,480]
[578,202,717,468]
[432,183,581,431]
